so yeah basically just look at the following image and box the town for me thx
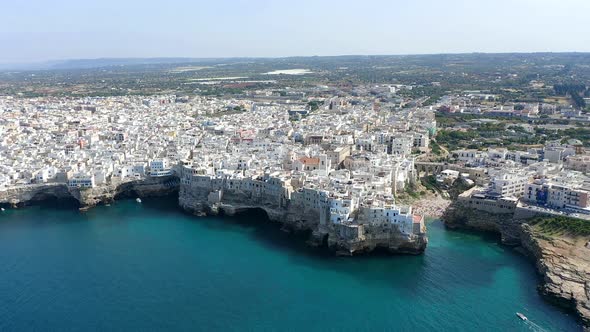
[2,78,590,221]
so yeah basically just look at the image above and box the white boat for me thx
[136,198,142,203]
[1,208,5,212]
[516,312,528,321]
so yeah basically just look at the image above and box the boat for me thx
[1,208,5,212]
[516,312,528,321]
[136,198,142,203]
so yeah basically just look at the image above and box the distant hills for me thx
[2,52,590,72]
[0,57,265,71]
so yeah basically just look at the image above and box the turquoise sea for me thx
[0,198,582,331]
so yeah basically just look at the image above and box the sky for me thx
[1,0,590,63]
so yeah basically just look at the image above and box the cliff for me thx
[442,203,523,245]
[79,176,179,207]
[0,183,81,208]
[321,228,427,256]
[179,185,427,256]
[1,176,425,256]
[520,225,590,329]
[443,199,590,330]
[0,176,179,208]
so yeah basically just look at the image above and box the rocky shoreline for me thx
[1,176,427,256]
[178,184,428,256]
[443,201,590,330]
[520,225,590,330]
[0,176,179,209]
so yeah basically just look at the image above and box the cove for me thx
[0,198,582,331]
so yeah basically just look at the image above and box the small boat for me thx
[136,198,142,203]
[516,312,528,321]
[1,208,5,212]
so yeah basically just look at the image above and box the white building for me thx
[149,159,173,177]
[68,173,96,188]
[490,172,529,197]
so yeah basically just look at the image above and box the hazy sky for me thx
[2,0,589,63]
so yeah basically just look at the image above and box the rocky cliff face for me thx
[443,200,590,330]
[442,202,523,245]
[0,176,179,209]
[179,187,319,231]
[2,176,426,257]
[179,185,427,255]
[520,225,590,330]
[79,176,179,207]
[323,231,427,256]
[0,183,81,208]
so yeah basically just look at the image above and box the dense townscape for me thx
[0,89,437,250]
[2,75,590,222]
[3,67,590,221]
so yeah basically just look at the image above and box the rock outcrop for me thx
[0,176,179,209]
[179,185,427,255]
[520,225,590,330]
[0,183,81,208]
[79,176,179,207]
[2,176,425,256]
[442,203,523,245]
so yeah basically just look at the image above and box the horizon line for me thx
[3,51,590,65]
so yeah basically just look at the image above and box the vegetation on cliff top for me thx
[530,216,590,237]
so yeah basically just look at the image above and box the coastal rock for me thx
[1,174,427,257]
[520,225,590,329]
[0,183,81,208]
[442,202,523,245]
[79,175,179,207]
[179,184,427,255]
[0,176,179,209]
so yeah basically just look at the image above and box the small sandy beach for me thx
[411,194,452,219]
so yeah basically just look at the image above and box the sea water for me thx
[0,198,581,331]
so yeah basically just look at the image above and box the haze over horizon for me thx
[2,0,590,64]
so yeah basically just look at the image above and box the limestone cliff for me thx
[320,228,428,255]
[0,176,179,208]
[179,185,427,255]
[79,176,179,207]
[0,183,81,208]
[2,175,425,256]
[442,203,523,245]
[520,225,590,330]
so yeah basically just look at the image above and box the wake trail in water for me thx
[524,319,548,332]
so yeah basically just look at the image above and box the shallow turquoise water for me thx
[0,198,582,331]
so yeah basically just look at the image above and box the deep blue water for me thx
[0,198,582,331]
